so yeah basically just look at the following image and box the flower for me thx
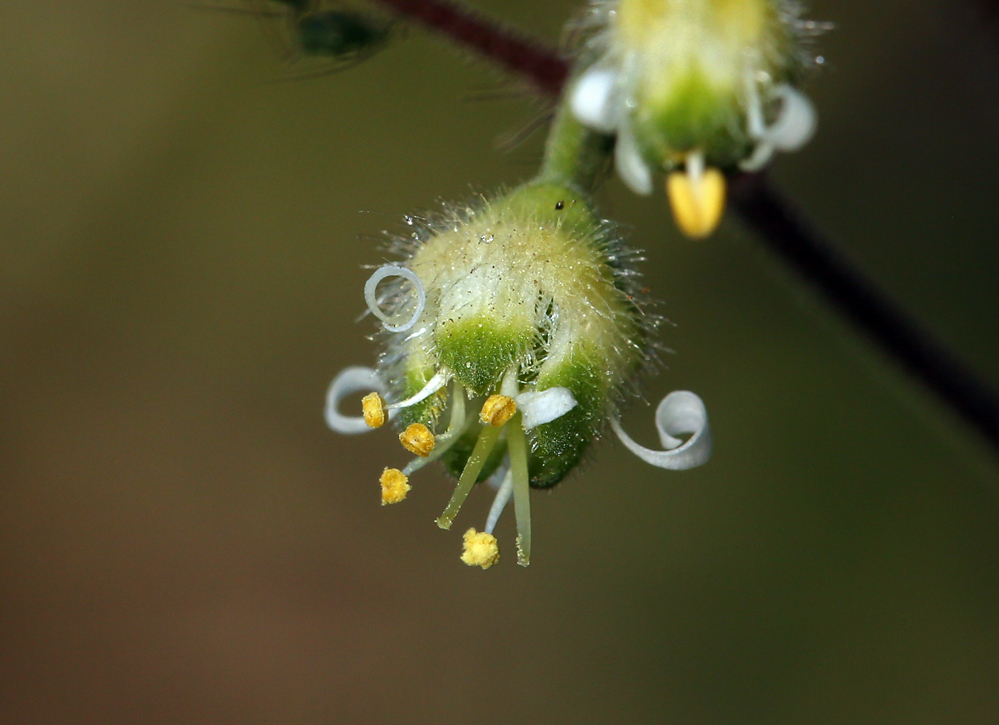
[568,0,827,238]
[325,181,712,568]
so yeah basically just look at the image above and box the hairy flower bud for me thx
[325,181,712,568]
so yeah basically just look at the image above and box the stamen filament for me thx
[435,423,503,530]
[403,385,468,475]
[385,371,447,410]
[485,466,513,535]
[506,412,532,567]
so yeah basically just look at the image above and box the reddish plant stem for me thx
[369,0,569,95]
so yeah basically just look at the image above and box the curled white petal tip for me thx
[516,387,578,430]
[614,118,653,195]
[364,265,426,333]
[570,67,620,133]
[763,85,816,152]
[325,366,389,434]
[738,141,775,172]
[610,391,712,470]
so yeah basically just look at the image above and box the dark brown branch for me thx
[369,0,568,95]
[728,174,999,451]
[368,0,999,459]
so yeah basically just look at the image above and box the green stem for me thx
[435,423,502,529]
[536,101,613,194]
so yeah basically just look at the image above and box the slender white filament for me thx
[500,367,520,398]
[686,150,705,186]
[516,387,577,430]
[402,384,468,476]
[364,265,426,333]
[384,371,447,410]
[610,391,712,470]
[485,465,513,535]
[324,366,390,434]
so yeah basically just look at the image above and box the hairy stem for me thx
[536,102,614,194]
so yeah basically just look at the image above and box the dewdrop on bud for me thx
[325,181,713,568]
[568,0,826,238]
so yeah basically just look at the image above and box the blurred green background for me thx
[2,0,998,723]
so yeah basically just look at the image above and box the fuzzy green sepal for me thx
[527,360,607,488]
[437,320,533,395]
[636,70,751,169]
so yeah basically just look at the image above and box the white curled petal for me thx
[610,391,712,470]
[614,116,653,195]
[516,387,577,430]
[763,85,816,151]
[384,371,447,410]
[738,141,776,172]
[325,366,389,434]
[570,67,620,133]
[363,265,426,333]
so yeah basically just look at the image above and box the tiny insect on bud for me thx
[380,468,410,505]
[479,394,517,427]
[399,423,435,457]
[362,392,387,428]
[460,528,500,569]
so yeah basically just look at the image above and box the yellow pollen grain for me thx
[380,468,410,505]
[399,423,435,457]
[666,168,726,239]
[461,528,500,569]
[362,392,387,428]
[479,395,517,427]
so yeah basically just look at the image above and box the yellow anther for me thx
[479,394,517,427]
[362,392,387,428]
[399,423,435,457]
[380,468,410,505]
[460,528,500,569]
[666,167,726,239]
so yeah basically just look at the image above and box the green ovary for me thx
[636,69,750,167]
